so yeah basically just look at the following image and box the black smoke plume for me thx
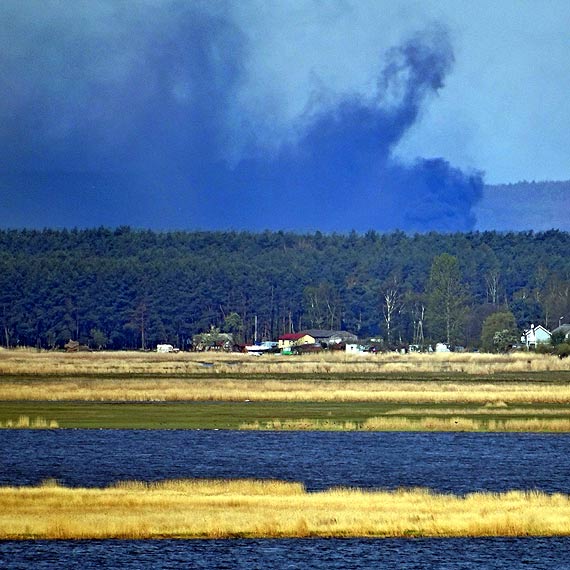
[0,3,482,231]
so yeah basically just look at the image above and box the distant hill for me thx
[475,180,570,231]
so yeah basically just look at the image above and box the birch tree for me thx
[381,276,403,347]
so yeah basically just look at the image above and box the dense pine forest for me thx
[0,228,568,350]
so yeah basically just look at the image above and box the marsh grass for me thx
[4,401,569,430]
[2,479,570,539]
[2,377,570,404]
[385,406,570,416]
[1,350,568,377]
[0,415,58,429]
[240,419,358,431]
[2,351,569,404]
[239,416,570,432]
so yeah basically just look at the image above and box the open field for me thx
[1,349,570,377]
[3,478,570,539]
[2,350,570,430]
[2,376,570,404]
[2,402,570,431]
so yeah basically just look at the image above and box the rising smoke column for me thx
[215,26,483,232]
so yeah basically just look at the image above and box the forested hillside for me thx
[1,228,569,350]
[476,180,570,231]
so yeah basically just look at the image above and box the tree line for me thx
[0,228,568,351]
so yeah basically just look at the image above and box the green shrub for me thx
[556,343,570,359]
[535,343,553,355]
[551,331,567,347]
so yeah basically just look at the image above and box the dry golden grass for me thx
[386,406,570,416]
[240,419,359,431]
[239,416,570,432]
[0,415,58,429]
[2,377,570,404]
[1,349,569,376]
[2,350,569,405]
[2,478,570,539]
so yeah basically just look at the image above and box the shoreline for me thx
[3,402,570,431]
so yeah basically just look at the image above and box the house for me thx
[521,324,551,349]
[278,333,305,350]
[277,329,358,352]
[298,329,358,347]
[552,323,570,338]
[192,332,235,351]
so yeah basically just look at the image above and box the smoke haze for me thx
[0,1,483,231]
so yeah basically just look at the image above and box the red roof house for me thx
[278,333,305,348]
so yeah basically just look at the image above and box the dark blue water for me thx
[3,430,570,568]
[2,538,570,569]
[1,430,569,493]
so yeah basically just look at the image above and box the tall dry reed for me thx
[239,416,570,432]
[1,349,568,376]
[2,479,570,539]
[0,415,58,429]
[2,377,570,404]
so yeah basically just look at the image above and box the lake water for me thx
[1,430,570,493]
[2,430,570,568]
[2,537,570,569]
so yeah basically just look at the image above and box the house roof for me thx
[278,333,305,341]
[301,329,357,340]
[552,324,570,335]
[523,325,551,336]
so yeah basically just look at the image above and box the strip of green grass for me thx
[2,401,570,430]
[0,401,393,429]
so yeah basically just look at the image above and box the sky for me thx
[1,0,569,232]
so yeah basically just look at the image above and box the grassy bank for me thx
[2,351,570,431]
[2,402,570,431]
[240,416,570,432]
[2,478,570,539]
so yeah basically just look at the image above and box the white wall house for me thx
[521,325,551,349]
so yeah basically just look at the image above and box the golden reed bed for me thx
[2,378,570,404]
[0,415,58,429]
[3,415,570,432]
[1,349,569,377]
[2,350,569,404]
[239,417,570,432]
[2,479,570,539]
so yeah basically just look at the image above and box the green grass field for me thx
[3,401,570,430]
[2,351,570,430]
